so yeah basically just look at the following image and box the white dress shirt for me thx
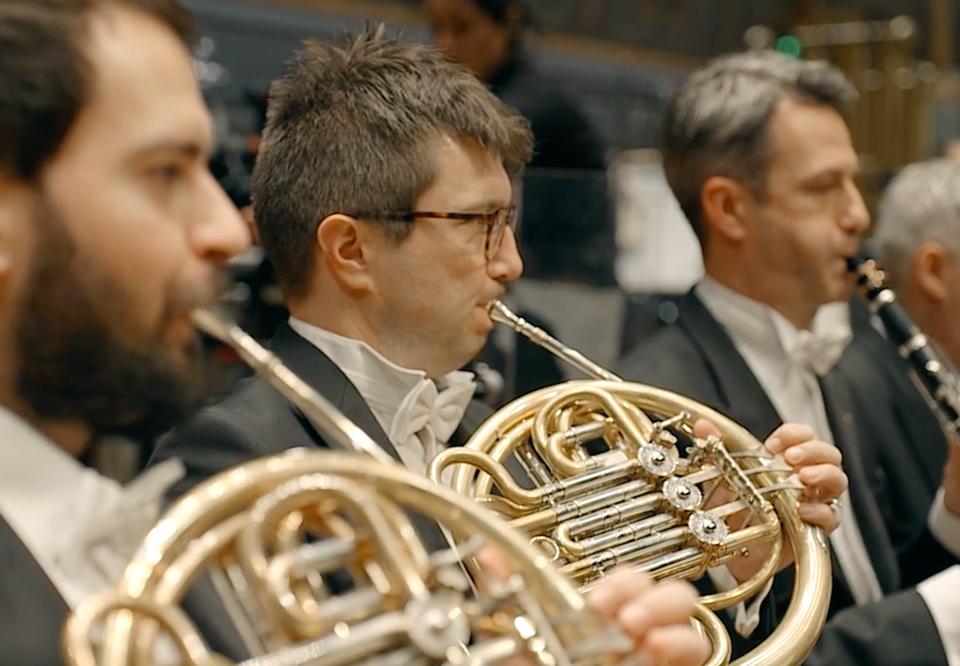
[696,277,884,613]
[917,492,960,666]
[288,318,477,474]
[0,405,180,608]
[930,488,960,558]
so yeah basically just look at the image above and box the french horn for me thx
[64,449,642,665]
[428,301,833,666]
[61,309,634,665]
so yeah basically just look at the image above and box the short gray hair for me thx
[251,26,533,299]
[661,50,857,245]
[873,158,960,288]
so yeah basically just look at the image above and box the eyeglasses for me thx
[357,206,518,261]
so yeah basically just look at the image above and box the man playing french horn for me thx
[618,52,960,664]
[152,28,847,663]
[0,0,252,661]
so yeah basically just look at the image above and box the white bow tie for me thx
[787,328,851,376]
[390,377,476,458]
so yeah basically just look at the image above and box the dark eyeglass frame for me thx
[355,205,518,261]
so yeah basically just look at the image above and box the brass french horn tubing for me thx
[428,300,833,666]
[488,301,623,382]
[64,451,643,665]
[433,380,784,598]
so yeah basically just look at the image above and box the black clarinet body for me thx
[848,255,960,438]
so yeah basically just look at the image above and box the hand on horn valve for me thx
[693,419,847,581]
[476,550,710,665]
[763,422,847,536]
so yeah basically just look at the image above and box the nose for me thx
[839,178,870,236]
[190,171,251,263]
[487,227,523,283]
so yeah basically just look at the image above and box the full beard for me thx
[14,197,223,443]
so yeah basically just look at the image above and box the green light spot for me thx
[775,34,803,58]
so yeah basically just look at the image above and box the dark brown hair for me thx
[0,0,193,180]
[251,26,533,299]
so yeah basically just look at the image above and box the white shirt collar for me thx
[0,405,182,608]
[0,405,116,564]
[696,276,852,375]
[0,405,126,608]
[288,317,476,471]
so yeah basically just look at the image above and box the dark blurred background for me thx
[190,0,960,163]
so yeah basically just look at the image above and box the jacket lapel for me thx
[818,373,901,592]
[0,516,68,664]
[675,291,784,438]
[267,324,401,462]
[675,293,886,601]
[845,299,947,488]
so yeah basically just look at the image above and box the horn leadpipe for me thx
[847,256,960,439]
[487,300,622,382]
[192,309,395,464]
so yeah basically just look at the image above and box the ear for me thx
[912,241,951,303]
[316,213,375,294]
[0,178,34,281]
[0,206,12,280]
[700,176,752,244]
[240,204,260,246]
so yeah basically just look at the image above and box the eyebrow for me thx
[130,139,210,162]
[446,198,512,212]
[796,157,861,181]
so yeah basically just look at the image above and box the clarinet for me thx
[848,254,960,439]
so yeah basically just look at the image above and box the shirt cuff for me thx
[929,487,960,559]
[917,565,960,666]
[706,565,774,637]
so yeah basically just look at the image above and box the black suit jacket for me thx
[0,515,245,664]
[811,587,948,665]
[835,299,955,585]
[0,516,68,666]
[150,324,492,541]
[617,290,954,663]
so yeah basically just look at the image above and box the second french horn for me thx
[429,301,832,666]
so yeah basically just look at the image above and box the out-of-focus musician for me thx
[0,0,250,661]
